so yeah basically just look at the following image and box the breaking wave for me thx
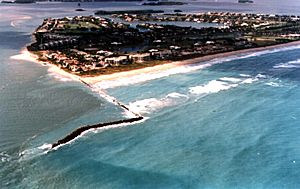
[94,45,300,90]
[189,80,239,94]
[238,45,300,60]
[127,74,268,114]
[0,152,12,163]
[19,117,148,159]
[273,59,300,69]
[219,77,242,83]
[128,92,188,114]
[189,74,263,95]
[265,82,281,87]
[47,72,73,82]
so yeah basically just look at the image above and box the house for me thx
[151,50,172,59]
[105,56,129,66]
[169,46,181,50]
[241,22,249,27]
[96,50,113,56]
[206,41,215,45]
[131,53,151,63]
[70,65,81,72]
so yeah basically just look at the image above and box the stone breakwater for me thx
[51,116,144,149]
[50,79,144,149]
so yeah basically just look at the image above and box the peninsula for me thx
[27,12,300,77]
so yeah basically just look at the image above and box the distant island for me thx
[27,12,300,76]
[1,0,144,3]
[1,0,14,3]
[95,9,164,15]
[1,0,35,3]
[75,8,86,12]
[142,1,187,6]
[238,0,254,3]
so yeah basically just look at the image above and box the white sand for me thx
[11,40,300,87]
[82,40,300,85]
[10,49,81,82]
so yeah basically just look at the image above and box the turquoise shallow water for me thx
[1,1,300,189]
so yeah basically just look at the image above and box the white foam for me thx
[128,75,260,114]
[10,21,16,28]
[128,98,168,114]
[241,78,259,84]
[10,49,39,63]
[122,110,138,119]
[90,85,143,118]
[284,59,300,64]
[274,59,300,69]
[94,64,213,90]
[37,143,52,150]
[240,74,264,84]
[128,92,188,114]
[240,45,300,60]
[47,65,81,82]
[189,80,238,94]
[11,50,80,83]
[94,45,300,90]
[237,50,274,60]
[239,74,251,77]
[219,77,242,83]
[48,72,73,82]
[265,82,280,87]
[19,118,148,159]
[93,55,253,90]
[190,75,260,95]
[256,74,267,79]
[274,64,299,68]
[166,92,188,98]
[51,117,148,151]
[0,152,11,163]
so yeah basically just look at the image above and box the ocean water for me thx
[1,1,300,189]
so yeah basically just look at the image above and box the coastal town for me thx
[27,12,300,75]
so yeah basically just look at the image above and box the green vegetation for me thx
[27,13,300,76]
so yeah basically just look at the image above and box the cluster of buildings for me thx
[42,49,153,73]
[28,13,300,75]
[114,12,300,28]
[35,16,130,33]
[29,15,142,52]
[41,35,253,73]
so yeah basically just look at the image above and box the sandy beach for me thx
[11,49,82,82]
[12,40,300,87]
[82,40,300,85]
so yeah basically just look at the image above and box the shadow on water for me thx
[0,31,30,50]
[21,155,198,189]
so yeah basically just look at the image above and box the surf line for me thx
[50,79,144,149]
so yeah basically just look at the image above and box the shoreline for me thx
[11,38,300,151]
[13,40,300,86]
[11,49,82,82]
[81,40,300,85]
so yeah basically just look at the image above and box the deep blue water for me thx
[1,1,300,188]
